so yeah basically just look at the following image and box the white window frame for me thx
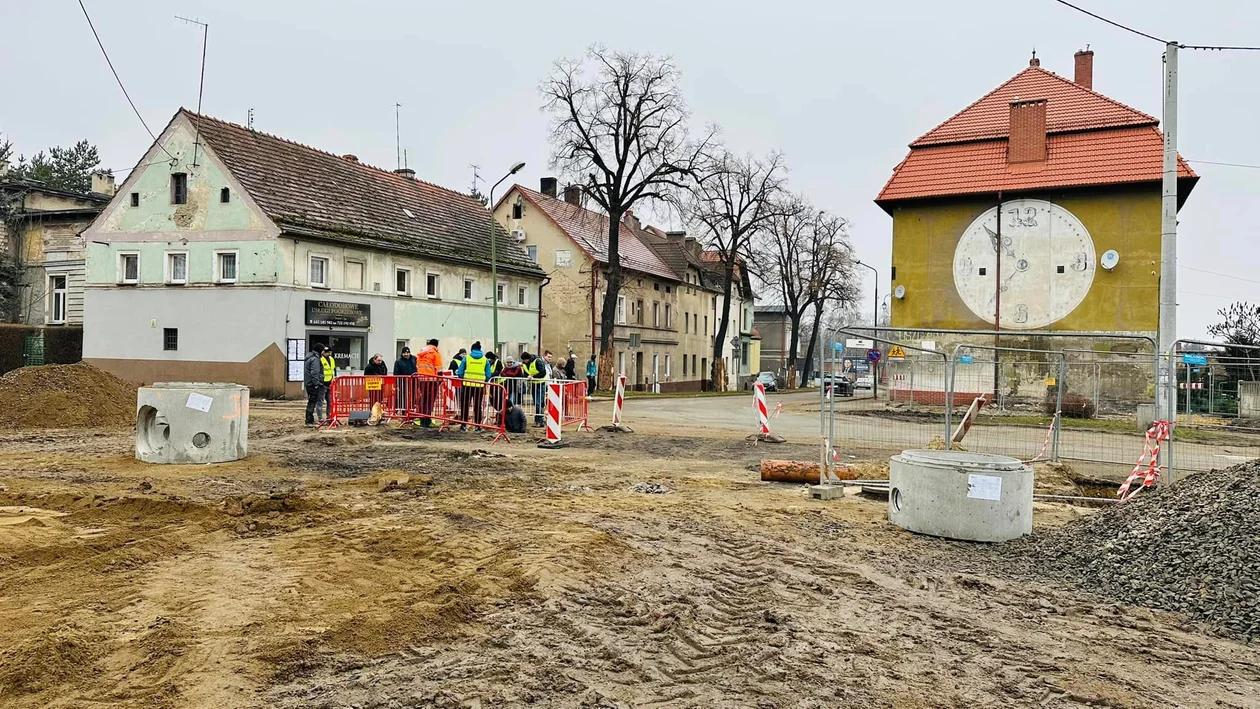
[165,251,188,285]
[214,249,239,284]
[309,255,329,288]
[425,271,441,299]
[117,252,139,285]
[395,267,412,296]
[48,274,67,324]
[496,282,506,304]
[665,354,672,377]
[616,295,627,324]
[664,303,671,329]
[463,277,475,301]
[517,286,527,307]
[345,259,365,291]
[526,245,538,263]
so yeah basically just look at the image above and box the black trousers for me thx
[460,386,485,427]
[305,385,323,424]
[587,375,596,394]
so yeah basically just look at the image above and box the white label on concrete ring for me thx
[967,474,1002,501]
[186,393,214,413]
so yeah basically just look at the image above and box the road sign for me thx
[846,338,873,349]
[887,345,906,360]
[832,341,845,351]
[1182,353,1207,366]
[1045,377,1057,387]
[866,348,881,363]
[959,354,974,364]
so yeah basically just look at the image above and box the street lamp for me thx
[855,259,878,398]
[489,161,526,352]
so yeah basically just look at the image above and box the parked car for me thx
[756,371,779,392]
[823,373,854,397]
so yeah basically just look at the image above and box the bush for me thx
[1044,391,1095,419]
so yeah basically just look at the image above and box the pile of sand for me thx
[0,363,136,429]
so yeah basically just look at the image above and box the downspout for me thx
[537,275,551,353]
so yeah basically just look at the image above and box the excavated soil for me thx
[1,401,1259,708]
[0,363,137,429]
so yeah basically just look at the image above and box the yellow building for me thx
[876,51,1197,337]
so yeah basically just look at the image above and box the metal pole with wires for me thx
[175,15,209,167]
[1157,42,1179,437]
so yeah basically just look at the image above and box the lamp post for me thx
[489,161,526,352]
[855,259,878,399]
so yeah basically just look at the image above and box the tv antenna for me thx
[470,164,483,194]
[247,107,254,130]
[395,103,402,170]
[175,15,209,166]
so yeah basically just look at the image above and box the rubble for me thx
[629,482,671,494]
[999,461,1260,640]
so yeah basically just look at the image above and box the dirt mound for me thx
[0,363,136,429]
[1001,460,1260,640]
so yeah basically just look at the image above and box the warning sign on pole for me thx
[887,345,906,360]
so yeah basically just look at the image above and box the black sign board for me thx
[305,300,371,328]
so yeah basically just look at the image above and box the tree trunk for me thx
[712,259,737,392]
[785,311,803,390]
[597,208,624,390]
[802,306,823,384]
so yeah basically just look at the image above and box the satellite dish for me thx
[894,285,906,299]
[1100,250,1120,271]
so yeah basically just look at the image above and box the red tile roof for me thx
[511,186,679,281]
[877,64,1198,208]
[878,126,1196,203]
[912,67,1156,146]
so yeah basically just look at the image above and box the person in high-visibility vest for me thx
[319,346,337,423]
[521,351,549,427]
[456,341,488,431]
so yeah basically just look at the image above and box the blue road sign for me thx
[866,348,881,363]
[1182,353,1207,366]
[960,354,974,364]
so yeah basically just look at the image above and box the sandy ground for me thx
[2,396,1259,708]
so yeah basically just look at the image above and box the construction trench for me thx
[2,366,1260,708]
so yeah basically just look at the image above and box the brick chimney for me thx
[393,167,416,180]
[341,154,358,163]
[1008,99,1048,164]
[623,209,640,233]
[563,184,581,205]
[1074,48,1094,90]
[90,171,116,196]
[540,177,558,197]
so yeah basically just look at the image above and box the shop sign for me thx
[306,300,370,328]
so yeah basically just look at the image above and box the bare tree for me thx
[542,47,711,387]
[753,196,856,387]
[686,149,786,390]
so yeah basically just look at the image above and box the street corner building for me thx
[876,49,1198,339]
[492,179,756,391]
[81,110,545,397]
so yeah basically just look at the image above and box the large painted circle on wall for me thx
[952,199,1096,329]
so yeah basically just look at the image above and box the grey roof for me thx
[182,110,543,278]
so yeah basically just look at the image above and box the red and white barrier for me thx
[540,381,566,448]
[612,374,626,426]
[754,382,771,435]
[1024,412,1059,463]
[1117,419,1173,501]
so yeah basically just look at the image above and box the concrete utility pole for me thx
[1157,42,1179,421]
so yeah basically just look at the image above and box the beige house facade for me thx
[493,180,755,391]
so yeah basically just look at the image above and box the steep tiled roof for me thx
[878,126,1196,203]
[510,186,678,281]
[183,111,542,277]
[912,67,1156,146]
[877,64,1198,209]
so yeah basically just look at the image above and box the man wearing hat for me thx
[304,343,328,426]
[413,338,443,426]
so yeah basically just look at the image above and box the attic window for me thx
[402,208,416,219]
[130,192,139,207]
[170,173,187,204]
[220,187,230,203]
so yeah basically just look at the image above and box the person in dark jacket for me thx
[304,344,327,426]
[449,348,467,373]
[364,353,388,375]
[392,346,418,375]
[586,355,597,394]
[563,355,577,381]
[503,397,528,434]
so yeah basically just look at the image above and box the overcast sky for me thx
[3,0,1257,338]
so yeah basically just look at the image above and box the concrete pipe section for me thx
[888,450,1032,543]
[136,383,250,464]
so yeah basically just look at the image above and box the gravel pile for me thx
[629,482,671,495]
[999,461,1260,640]
[0,363,136,429]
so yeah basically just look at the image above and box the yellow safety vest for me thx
[320,355,336,383]
[463,354,488,387]
[526,359,548,380]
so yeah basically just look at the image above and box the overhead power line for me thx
[1052,0,1260,50]
[1180,266,1260,286]
[1186,159,1260,170]
[77,0,176,161]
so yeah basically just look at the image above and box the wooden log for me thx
[760,460,856,484]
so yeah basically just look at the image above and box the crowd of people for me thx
[304,339,597,434]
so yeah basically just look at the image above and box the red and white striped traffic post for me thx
[749,381,783,443]
[599,373,634,432]
[539,381,569,448]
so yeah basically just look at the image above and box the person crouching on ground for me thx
[304,344,327,426]
[503,397,528,434]
[456,341,488,431]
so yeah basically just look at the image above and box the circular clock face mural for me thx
[952,199,1096,329]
